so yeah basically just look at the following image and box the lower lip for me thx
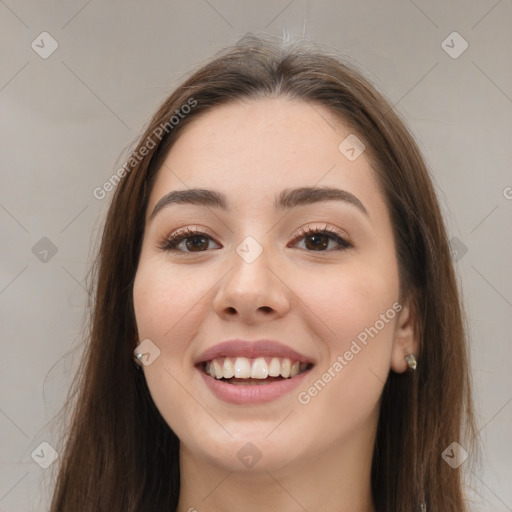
[197,366,311,404]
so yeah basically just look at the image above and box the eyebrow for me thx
[150,186,368,220]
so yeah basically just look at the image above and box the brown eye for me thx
[159,228,220,253]
[291,225,352,252]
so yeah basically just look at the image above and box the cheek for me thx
[293,258,400,348]
[291,262,400,437]
[133,260,206,433]
[133,259,207,343]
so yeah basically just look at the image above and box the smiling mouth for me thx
[200,356,313,385]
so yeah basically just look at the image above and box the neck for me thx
[176,422,377,512]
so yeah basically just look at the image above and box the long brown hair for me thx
[49,34,477,511]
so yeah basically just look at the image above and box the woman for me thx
[49,34,477,511]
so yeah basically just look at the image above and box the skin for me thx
[132,98,419,512]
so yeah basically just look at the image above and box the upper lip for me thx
[194,340,315,365]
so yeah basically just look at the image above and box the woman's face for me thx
[133,98,415,473]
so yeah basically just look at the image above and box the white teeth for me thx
[234,357,251,378]
[251,357,269,379]
[268,357,281,377]
[290,361,300,377]
[280,358,291,378]
[223,358,234,378]
[213,360,223,379]
[205,356,310,380]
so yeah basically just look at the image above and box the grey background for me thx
[1,1,511,510]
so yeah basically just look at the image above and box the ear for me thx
[390,296,420,373]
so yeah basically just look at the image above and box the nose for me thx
[212,241,290,324]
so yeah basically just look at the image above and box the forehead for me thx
[147,98,383,218]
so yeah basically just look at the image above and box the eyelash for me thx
[157,225,352,254]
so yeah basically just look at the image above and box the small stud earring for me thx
[405,353,417,370]
[134,352,143,369]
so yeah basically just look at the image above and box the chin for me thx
[184,431,303,474]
